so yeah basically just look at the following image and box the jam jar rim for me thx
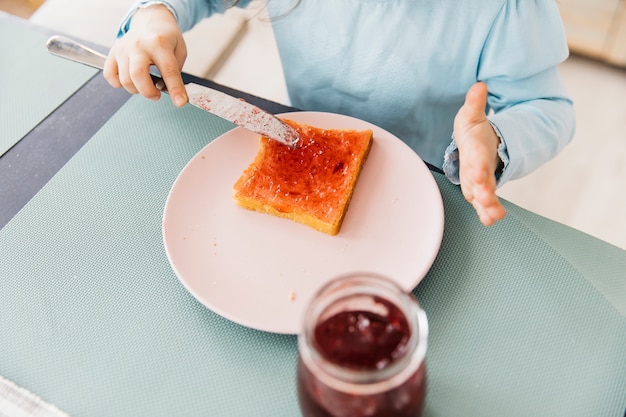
[299,272,428,395]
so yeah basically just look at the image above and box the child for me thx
[104,0,575,226]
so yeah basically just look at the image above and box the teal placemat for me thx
[0,17,97,156]
[0,96,299,417]
[417,177,626,417]
[0,95,624,416]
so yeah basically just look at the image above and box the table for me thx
[1,14,625,417]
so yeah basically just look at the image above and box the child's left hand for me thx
[453,82,507,226]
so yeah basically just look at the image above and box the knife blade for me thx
[46,35,300,148]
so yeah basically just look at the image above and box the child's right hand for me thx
[104,4,189,107]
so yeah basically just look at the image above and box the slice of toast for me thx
[233,119,373,235]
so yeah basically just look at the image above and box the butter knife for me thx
[46,35,300,148]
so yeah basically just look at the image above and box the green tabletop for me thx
[0,16,97,156]
[0,94,624,417]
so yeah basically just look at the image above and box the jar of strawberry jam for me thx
[297,273,428,417]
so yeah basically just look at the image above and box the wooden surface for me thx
[558,0,626,66]
[0,0,43,17]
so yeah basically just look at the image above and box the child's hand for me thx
[453,82,507,226]
[104,4,189,107]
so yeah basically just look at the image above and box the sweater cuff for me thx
[117,1,178,38]
[442,122,510,186]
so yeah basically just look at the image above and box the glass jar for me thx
[297,273,428,417]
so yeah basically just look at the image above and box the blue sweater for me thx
[120,0,575,185]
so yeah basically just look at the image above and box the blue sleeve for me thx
[117,0,253,36]
[478,0,576,184]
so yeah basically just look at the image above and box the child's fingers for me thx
[152,49,187,107]
[128,53,162,100]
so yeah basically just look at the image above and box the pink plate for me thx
[163,112,444,334]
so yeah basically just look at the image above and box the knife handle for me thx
[46,35,168,93]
